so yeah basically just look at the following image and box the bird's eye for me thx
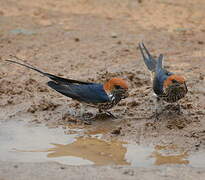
[114,85,122,89]
[172,79,178,83]
[166,72,171,76]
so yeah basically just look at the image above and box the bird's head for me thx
[163,74,188,96]
[103,78,129,99]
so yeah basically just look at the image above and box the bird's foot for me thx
[176,104,182,115]
[96,110,117,119]
[83,118,92,125]
[148,111,160,122]
[98,109,117,119]
[155,106,163,120]
[154,112,160,121]
[105,111,117,119]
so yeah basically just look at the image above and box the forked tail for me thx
[139,42,163,72]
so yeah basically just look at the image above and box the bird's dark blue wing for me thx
[6,58,109,103]
[153,58,173,95]
[153,71,166,95]
[47,81,110,104]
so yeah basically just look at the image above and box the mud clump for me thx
[127,99,140,108]
[0,80,23,96]
[111,127,122,135]
[27,99,60,113]
[24,78,49,93]
[61,113,81,124]
[166,118,188,130]
[24,78,38,86]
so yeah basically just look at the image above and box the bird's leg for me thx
[105,111,117,119]
[80,103,86,117]
[154,97,164,120]
[176,103,181,114]
[98,109,117,119]
[79,104,93,125]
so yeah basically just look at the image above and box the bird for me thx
[138,42,188,118]
[6,56,129,123]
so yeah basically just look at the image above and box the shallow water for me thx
[0,121,205,167]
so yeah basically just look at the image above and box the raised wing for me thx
[153,57,173,95]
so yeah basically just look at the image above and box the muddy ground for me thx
[0,0,205,179]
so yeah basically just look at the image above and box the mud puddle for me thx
[0,121,205,167]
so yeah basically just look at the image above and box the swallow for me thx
[139,43,188,118]
[6,56,129,122]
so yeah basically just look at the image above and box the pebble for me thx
[111,32,118,38]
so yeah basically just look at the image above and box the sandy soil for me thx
[1,0,205,179]
[1,161,205,180]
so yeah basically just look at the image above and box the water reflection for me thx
[1,120,205,167]
[47,138,128,165]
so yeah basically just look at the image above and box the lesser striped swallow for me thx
[6,57,129,122]
[139,43,188,118]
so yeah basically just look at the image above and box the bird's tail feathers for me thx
[139,42,157,72]
[5,56,92,85]
[6,56,46,76]
[156,54,163,73]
